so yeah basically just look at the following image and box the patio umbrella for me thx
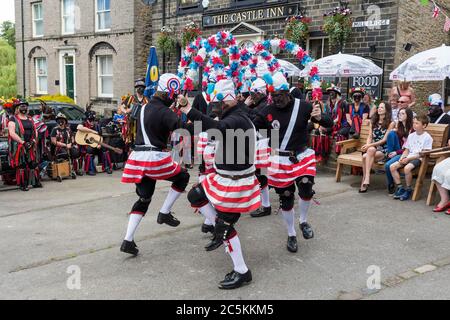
[300,52,383,77]
[390,44,450,81]
[253,58,302,77]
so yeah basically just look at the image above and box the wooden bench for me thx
[426,150,450,206]
[335,119,449,201]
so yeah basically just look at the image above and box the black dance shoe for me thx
[250,206,272,218]
[218,270,252,290]
[201,223,215,234]
[157,212,180,227]
[205,235,223,251]
[287,236,298,253]
[120,240,138,255]
[300,222,314,239]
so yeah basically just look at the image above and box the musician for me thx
[81,110,100,175]
[253,72,333,253]
[182,79,259,290]
[7,99,43,191]
[120,73,191,256]
[119,78,149,147]
[328,85,349,153]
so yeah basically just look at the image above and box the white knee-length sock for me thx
[225,235,248,274]
[260,186,270,208]
[160,188,182,214]
[298,199,311,224]
[282,209,296,237]
[199,203,217,226]
[124,213,143,241]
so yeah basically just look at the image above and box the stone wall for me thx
[394,0,450,114]
[150,1,401,99]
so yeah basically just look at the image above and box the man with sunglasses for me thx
[253,72,333,253]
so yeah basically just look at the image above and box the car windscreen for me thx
[56,106,85,121]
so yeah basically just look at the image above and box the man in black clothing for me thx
[428,93,450,142]
[120,73,191,256]
[253,72,333,253]
[181,79,259,290]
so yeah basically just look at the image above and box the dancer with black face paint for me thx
[8,99,43,191]
[254,72,333,253]
[120,74,191,256]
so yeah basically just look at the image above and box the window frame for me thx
[35,57,48,95]
[97,55,114,98]
[61,0,75,35]
[306,37,330,60]
[177,0,203,15]
[95,0,111,32]
[32,2,44,38]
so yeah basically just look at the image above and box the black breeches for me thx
[132,170,190,215]
[256,169,268,189]
[275,175,315,210]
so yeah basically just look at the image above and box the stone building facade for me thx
[151,0,450,110]
[15,0,152,113]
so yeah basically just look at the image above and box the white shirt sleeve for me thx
[404,134,413,151]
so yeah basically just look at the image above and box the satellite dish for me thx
[142,0,156,5]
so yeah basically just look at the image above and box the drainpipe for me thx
[21,0,26,97]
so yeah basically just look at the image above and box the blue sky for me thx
[0,0,15,24]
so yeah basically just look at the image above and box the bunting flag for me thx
[433,5,440,18]
[445,17,450,32]
[419,0,450,32]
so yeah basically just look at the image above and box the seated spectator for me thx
[348,87,370,139]
[390,81,416,109]
[359,102,395,193]
[51,113,73,161]
[431,147,450,215]
[384,108,414,194]
[390,93,400,122]
[390,115,433,201]
[428,93,450,133]
[365,93,377,119]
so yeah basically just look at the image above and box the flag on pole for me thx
[433,5,440,18]
[445,17,450,32]
[144,46,159,99]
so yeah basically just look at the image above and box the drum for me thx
[50,161,71,180]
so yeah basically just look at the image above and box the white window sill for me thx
[36,91,48,95]
[98,94,114,98]
[33,35,44,38]
[96,28,111,33]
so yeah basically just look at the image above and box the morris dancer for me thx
[8,99,43,191]
[328,85,349,153]
[182,79,260,289]
[120,74,190,256]
[254,72,332,253]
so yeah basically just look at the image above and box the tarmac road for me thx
[1,168,449,300]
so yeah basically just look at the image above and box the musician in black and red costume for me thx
[50,113,77,178]
[7,99,43,191]
[120,73,191,256]
[328,85,349,153]
[253,72,333,253]
[181,79,260,290]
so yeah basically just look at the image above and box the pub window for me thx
[32,2,44,37]
[35,57,48,94]
[307,37,331,60]
[97,55,113,98]
[179,0,200,9]
[61,0,75,35]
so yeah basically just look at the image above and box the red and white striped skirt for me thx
[268,148,316,189]
[121,150,181,184]
[255,138,271,169]
[202,167,261,214]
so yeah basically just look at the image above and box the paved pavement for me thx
[1,168,449,300]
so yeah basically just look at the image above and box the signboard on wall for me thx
[202,4,298,27]
[348,57,385,100]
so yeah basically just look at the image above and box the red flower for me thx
[194,55,203,64]
[255,43,265,53]
[279,39,287,49]
[296,49,305,60]
[212,57,224,65]
[267,114,273,122]
[309,66,319,76]
[208,36,217,48]
[183,78,194,91]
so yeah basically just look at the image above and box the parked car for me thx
[28,101,86,133]
[0,137,14,176]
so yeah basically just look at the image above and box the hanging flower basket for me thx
[157,26,177,55]
[322,6,353,52]
[181,21,202,48]
[284,15,311,46]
